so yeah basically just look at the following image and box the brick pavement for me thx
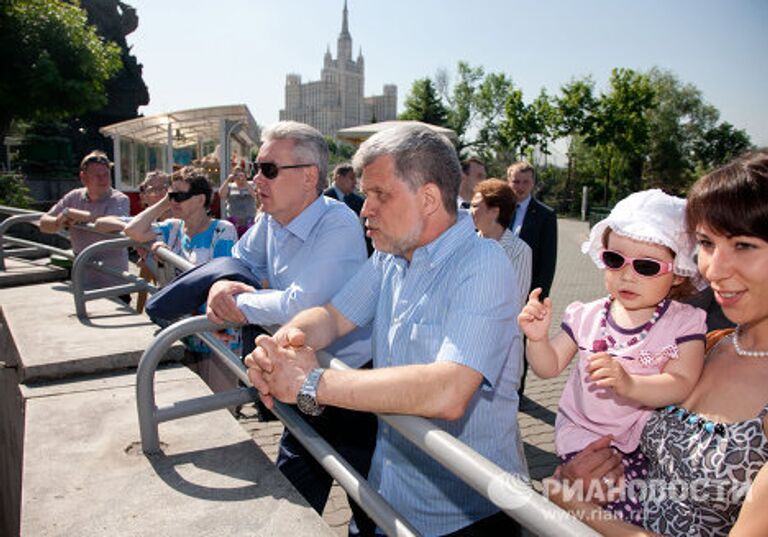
[239,217,606,536]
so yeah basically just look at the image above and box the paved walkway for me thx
[239,217,606,535]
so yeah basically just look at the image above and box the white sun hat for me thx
[581,189,700,280]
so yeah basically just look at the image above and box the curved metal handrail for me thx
[136,316,596,536]
[0,204,41,217]
[0,212,45,270]
[314,351,597,537]
[71,236,154,318]
[136,315,420,537]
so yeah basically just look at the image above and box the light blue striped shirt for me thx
[332,213,528,535]
[233,195,372,368]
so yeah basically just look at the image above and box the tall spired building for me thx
[279,1,397,137]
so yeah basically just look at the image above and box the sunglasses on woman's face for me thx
[253,161,314,180]
[168,190,200,202]
[601,249,674,278]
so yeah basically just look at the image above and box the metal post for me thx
[166,123,174,174]
[113,134,122,189]
[219,118,228,187]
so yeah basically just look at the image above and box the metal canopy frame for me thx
[99,104,260,190]
[100,104,258,148]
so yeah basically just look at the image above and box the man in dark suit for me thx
[324,163,364,215]
[325,163,373,255]
[507,161,557,398]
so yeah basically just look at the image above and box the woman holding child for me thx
[542,150,768,535]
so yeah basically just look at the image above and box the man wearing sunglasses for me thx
[39,150,130,295]
[202,121,376,535]
[247,124,527,536]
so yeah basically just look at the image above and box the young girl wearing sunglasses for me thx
[518,188,707,524]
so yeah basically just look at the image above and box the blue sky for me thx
[126,0,768,154]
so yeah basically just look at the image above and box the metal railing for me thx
[136,316,421,537]
[70,227,198,319]
[0,205,156,319]
[117,213,597,536]
[0,206,74,270]
[136,316,597,536]
[70,236,157,318]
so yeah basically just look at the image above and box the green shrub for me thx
[0,174,34,208]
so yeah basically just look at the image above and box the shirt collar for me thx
[333,185,346,200]
[517,195,532,212]
[271,195,328,242]
[408,212,476,269]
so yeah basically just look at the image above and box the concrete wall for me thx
[0,366,24,537]
[0,282,335,537]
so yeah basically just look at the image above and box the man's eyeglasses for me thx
[253,161,314,180]
[168,190,202,202]
[601,250,674,278]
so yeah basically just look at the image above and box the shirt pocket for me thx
[405,322,444,365]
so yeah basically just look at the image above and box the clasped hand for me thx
[244,328,320,409]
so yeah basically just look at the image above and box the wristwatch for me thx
[296,368,325,416]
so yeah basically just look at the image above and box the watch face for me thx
[297,392,322,416]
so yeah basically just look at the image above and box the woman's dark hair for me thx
[474,178,517,228]
[686,149,768,241]
[173,166,213,208]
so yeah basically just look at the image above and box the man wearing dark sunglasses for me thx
[39,150,130,294]
[198,121,376,534]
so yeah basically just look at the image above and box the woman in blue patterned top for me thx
[126,167,238,352]
[126,167,237,276]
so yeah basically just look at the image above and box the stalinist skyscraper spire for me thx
[279,2,397,137]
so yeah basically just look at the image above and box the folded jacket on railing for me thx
[145,256,260,323]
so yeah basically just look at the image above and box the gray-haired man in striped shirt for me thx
[247,124,528,536]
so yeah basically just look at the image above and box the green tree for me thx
[528,89,558,158]
[0,173,33,208]
[586,68,655,204]
[399,78,449,126]
[436,62,485,152]
[554,77,597,186]
[498,87,526,160]
[499,88,556,163]
[643,68,719,193]
[0,0,123,145]
[693,122,752,172]
[472,72,516,168]
[326,136,357,173]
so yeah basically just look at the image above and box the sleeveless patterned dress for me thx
[639,401,768,536]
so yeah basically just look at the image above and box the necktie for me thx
[512,204,520,234]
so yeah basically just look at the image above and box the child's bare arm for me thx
[587,339,705,407]
[518,289,578,378]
